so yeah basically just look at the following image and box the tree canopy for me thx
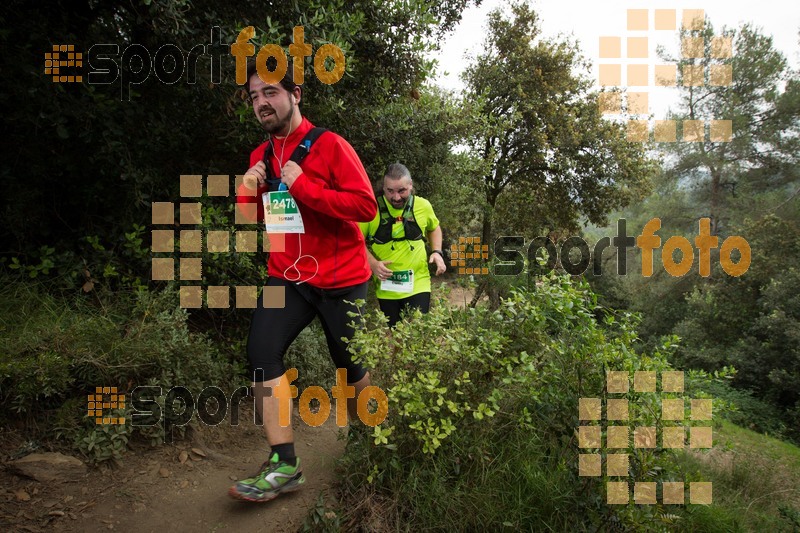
[461,3,654,245]
[0,0,477,258]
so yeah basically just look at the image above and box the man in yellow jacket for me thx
[360,163,447,326]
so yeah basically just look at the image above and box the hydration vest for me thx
[370,195,424,245]
[261,127,328,191]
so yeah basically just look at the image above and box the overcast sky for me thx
[432,0,800,117]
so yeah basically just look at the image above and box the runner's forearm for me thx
[427,226,443,252]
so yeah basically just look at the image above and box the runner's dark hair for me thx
[245,57,300,97]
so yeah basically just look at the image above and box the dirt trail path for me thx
[2,409,345,532]
[445,285,477,308]
[2,283,476,532]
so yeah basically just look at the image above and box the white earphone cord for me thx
[274,91,318,285]
[283,233,319,285]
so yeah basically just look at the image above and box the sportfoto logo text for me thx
[91,369,388,429]
[48,26,344,100]
[453,218,750,278]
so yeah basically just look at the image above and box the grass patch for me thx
[0,279,247,462]
[715,419,800,467]
[676,420,800,531]
[339,428,589,531]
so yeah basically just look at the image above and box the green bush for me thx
[74,410,130,464]
[0,279,247,463]
[338,273,726,530]
[689,378,793,442]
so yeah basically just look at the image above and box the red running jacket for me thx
[236,118,377,289]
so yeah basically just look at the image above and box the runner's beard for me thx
[259,107,292,135]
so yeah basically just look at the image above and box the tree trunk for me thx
[481,204,492,246]
[710,167,721,236]
[469,279,485,307]
[481,189,501,309]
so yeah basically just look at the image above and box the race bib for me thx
[381,269,414,293]
[262,190,305,234]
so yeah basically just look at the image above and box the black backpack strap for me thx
[371,196,393,245]
[260,128,328,192]
[260,140,274,168]
[402,196,424,241]
[259,141,283,191]
[289,127,328,164]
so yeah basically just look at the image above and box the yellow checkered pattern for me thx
[578,370,713,505]
[88,387,125,425]
[450,236,489,275]
[598,8,733,143]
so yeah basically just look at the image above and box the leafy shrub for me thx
[339,273,723,530]
[0,279,247,463]
[688,377,794,442]
[73,409,130,464]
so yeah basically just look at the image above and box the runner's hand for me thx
[370,259,393,281]
[429,253,446,275]
[280,161,302,189]
[243,161,267,190]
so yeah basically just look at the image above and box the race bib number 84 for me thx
[380,269,414,293]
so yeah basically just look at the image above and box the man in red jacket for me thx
[229,60,377,503]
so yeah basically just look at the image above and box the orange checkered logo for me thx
[578,371,713,505]
[450,236,489,275]
[598,8,733,143]
[151,175,290,309]
[88,387,125,425]
[44,44,83,83]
